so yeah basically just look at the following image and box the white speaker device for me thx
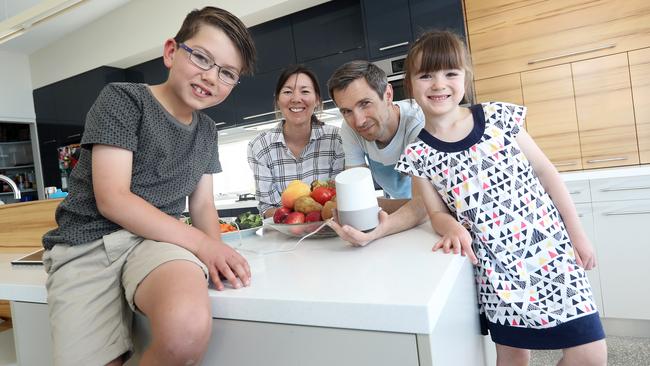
[335,167,379,232]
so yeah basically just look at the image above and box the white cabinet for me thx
[575,202,604,314]
[590,175,650,320]
[592,198,650,320]
[566,175,650,320]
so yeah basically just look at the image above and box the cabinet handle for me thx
[603,210,650,216]
[568,190,582,195]
[379,41,409,51]
[42,139,57,144]
[553,161,577,167]
[214,122,226,126]
[528,43,616,65]
[243,110,277,120]
[578,213,584,218]
[586,157,627,164]
[66,133,81,139]
[600,185,650,192]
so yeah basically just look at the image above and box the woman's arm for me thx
[93,145,250,290]
[516,129,596,269]
[247,142,280,217]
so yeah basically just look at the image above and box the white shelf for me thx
[0,164,34,170]
[0,140,31,146]
[0,189,36,196]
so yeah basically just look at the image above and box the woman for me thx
[248,65,345,218]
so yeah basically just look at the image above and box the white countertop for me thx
[0,223,470,335]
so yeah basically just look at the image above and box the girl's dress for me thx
[396,102,605,349]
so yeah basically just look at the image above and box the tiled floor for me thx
[531,336,650,366]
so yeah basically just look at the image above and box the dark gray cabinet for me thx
[409,0,466,41]
[292,0,365,63]
[303,47,368,102]
[233,70,282,125]
[362,0,412,60]
[251,16,297,73]
[362,0,466,61]
[33,66,125,189]
[125,57,167,85]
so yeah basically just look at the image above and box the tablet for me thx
[11,248,44,265]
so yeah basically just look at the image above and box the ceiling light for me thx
[0,0,87,45]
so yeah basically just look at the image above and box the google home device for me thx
[335,167,379,232]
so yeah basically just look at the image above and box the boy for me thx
[42,7,256,365]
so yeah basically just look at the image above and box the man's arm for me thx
[328,183,427,246]
[92,144,250,290]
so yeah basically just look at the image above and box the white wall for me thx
[29,0,328,88]
[0,50,35,121]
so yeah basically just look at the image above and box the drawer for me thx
[590,175,650,202]
[565,180,591,204]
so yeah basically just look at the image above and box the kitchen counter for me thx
[0,223,486,366]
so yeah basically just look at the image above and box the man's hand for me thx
[432,222,478,265]
[327,209,389,247]
[195,239,251,291]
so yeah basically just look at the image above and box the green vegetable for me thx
[235,211,263,229]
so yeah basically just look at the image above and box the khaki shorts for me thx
[43,229,208,366]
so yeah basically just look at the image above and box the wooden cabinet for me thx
[521,65,582,171]
[474,73,523,106]
[474,54,641,172]
[629,48,650,164]
[572,53,639,169]
[465,0,650,80]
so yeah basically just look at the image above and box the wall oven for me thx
[373,55,407,101]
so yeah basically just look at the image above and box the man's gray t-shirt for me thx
[43,83,221,249]
[340,99,424,198]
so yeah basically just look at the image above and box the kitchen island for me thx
[0,222,486,366]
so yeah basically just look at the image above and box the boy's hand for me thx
[196,240,251,291]
[327,209,389,247]
[432,223,478,265]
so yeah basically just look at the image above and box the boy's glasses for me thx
[178,43,240,86]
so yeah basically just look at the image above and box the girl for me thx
[395,30,607,366]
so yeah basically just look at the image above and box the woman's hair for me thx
[327,60,389,103]
[404,30,474,104]
[274,65,324,125]
[174,6,256,76]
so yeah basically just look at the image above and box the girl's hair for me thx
[174,6,256,76]
[274,65,324,125]
[404,30,474,105]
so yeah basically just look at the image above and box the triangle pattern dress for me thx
[396,102,605,349]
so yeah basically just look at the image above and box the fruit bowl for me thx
[263,218,337,238]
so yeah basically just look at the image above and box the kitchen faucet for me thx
[0,174,21,199]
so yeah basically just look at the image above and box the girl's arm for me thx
[515,129,596,269]
[412,175,477,264]
[92,144,250,290]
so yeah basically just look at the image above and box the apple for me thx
[310,186,335,205]
[273,206,292,224]
[284,211,305,224]
[305,211,322,222]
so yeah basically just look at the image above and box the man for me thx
[326,60,425,245]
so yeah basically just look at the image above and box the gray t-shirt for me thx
[43,83,221,249]
[340,99,424,198]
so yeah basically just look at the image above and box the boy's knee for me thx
[154,302,212,359]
